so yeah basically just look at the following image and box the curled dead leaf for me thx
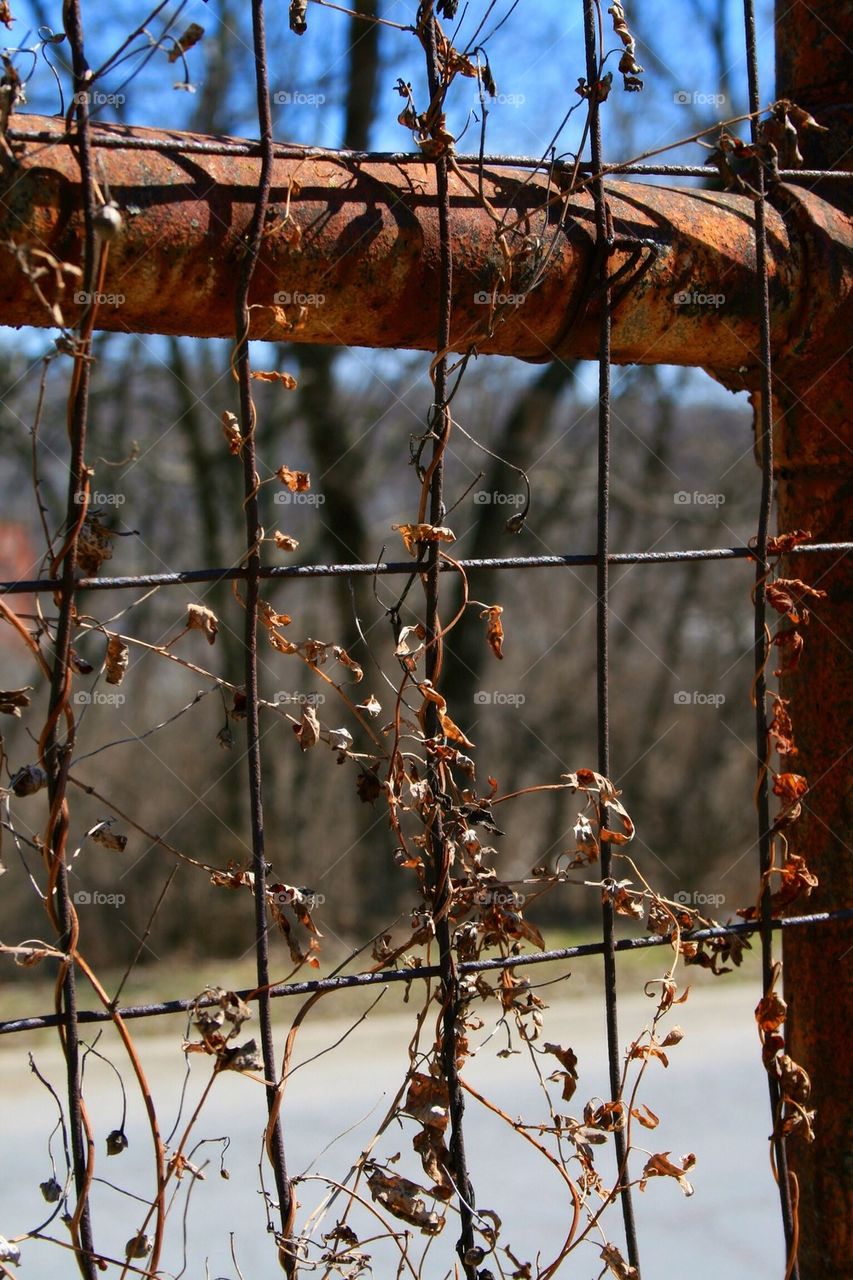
[11,763,47,797]
[277,465,310,491]
[480,605,504,659]
[222,410,242,454]
[0,687,32,717]
[167,22,204,62]
[105,634,129,686]
[366,1167,444,1235]
[251,369,297,389]
[639,1151,695,1196]
[77,515,115,575]
[88,818,128,852]
[294,704,320,751]
[274,531,299,552]
[393,523,456,556]
[186,603,218,644]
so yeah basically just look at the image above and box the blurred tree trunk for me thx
[441,360,575,713]
[296,0,380,651]
[294,2,392,921]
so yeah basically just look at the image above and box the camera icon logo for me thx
[473,691,492,704]
[73,890,92,905]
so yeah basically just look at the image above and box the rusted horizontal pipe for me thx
[0,115,850,381]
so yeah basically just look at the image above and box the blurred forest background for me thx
[0,0,775,971]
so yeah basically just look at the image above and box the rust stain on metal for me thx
[773,4,852,1277]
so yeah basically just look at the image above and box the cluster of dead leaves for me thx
[393,78,456,158]
[609,3,644,91]
[738,852,817,923]
[209,864,322,968]
[708,101,826,193]
[77,514,115,576]
[560,770,635,867]
[393,522,456,557]
[766,573,826,682]
[184,987,263,1074]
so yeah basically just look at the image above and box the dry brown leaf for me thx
[333,645,363,682]
[274,531,300,552]
[766,578,826,623]
[366,1168,444,1235]
[77,515,115,575]
[480,605,504,659]
[563,770,635,845]
[412,1126,454,1199]
[251,369,297,389]
[105,635,129,686]
[756,991,787,1034]
[294,704,320,751]
[438,707,475,749]
[11,764,47,797]
[393,523,456,556]
[639,1151,695,1196]
[601,1242,639,1280]
[773,771,808,805]
[0,687,32,717]
[403,1074,449,1129]
[768,695,797,757]
[630,1103,660,1130]
[186,603,218,645]
[766,529,812,555]
[629,1041,669,1068]
[277,465,310,491]
[266,888,323,967]
[395,624,426,660]
[219,1038,264,1073]
[89,818,128,852]
[772,627,804,676]
[167,22,204,62]
[544,1043,579,1102]
[221,411,242,454]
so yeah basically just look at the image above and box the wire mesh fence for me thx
[0,2,850,1277]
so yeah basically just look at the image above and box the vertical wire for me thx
[44,3,97,1273]
[582,0,641,1269]
[233,0,294,1252]
[741,2,799,1272]
[422,5,477,1274]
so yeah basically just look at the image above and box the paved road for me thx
[0,980,782,1277]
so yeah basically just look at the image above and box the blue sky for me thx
[7,1,776,165]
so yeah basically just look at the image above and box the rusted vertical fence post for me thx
[772,5,852,1274]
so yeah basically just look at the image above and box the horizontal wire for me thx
[2,908,849,1036]
[6,128,853,182]
[2,542,850,596]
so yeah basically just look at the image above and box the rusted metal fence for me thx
[0,2,850,1278]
